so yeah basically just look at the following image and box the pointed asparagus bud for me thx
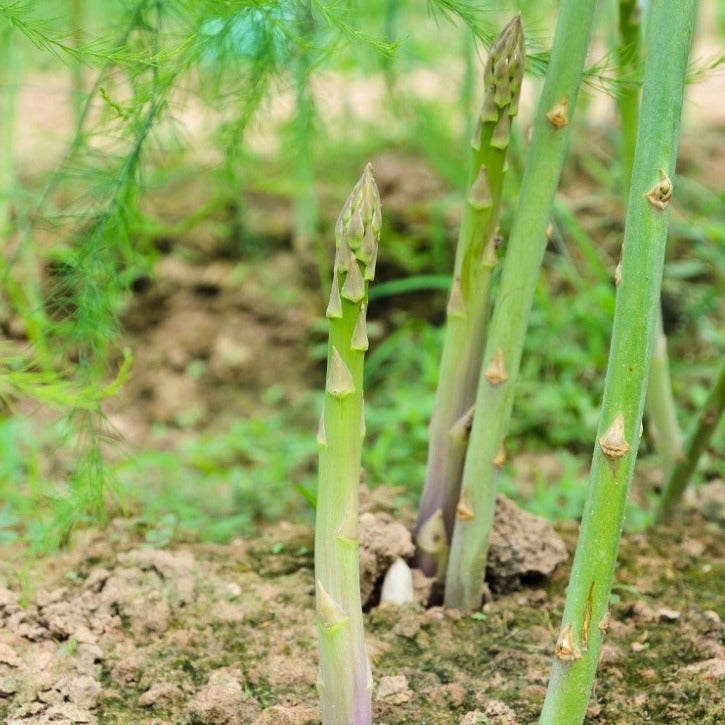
[484,348,509,385]
[417,509,447,555]
[490,112,511,149]
[447,276,467,318]
[581,583,594,652]
[341,258,365,303]
[554,622,582,661]
[449,404,475,443]
[456,488,475,521]
[644,168,673,211]
[363,251,377,282]
[336,491,358,542]
[493,58,512,108]
[508,35,525,117]
[326,270,343,319]
[316,580,348,628]
[334,238,353,274]
[598,413,630,459]
[327,347,355,399]
[480,92,500,124]
[356,223,377,266]
[351,303,369,352]
[493,442,507,467]
[546,96,569,128]
[493,14,524,107]
[417,508,449,582]
[468,165,493,210]
[317,409,327,448]
[348,209,364,251]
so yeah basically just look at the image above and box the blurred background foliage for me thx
[0,0,723,549]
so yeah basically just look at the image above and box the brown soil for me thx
[0,495,723,725]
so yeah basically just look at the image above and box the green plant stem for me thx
[645,313,683,469]
[617,0,640,198]
[314,165,380,725]
[444,0,597,610]
[538,2,696,722]
[617,0,683,471]
[656,360,725,522]
[413,16,524,581]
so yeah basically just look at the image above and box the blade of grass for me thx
[538,1,696,720]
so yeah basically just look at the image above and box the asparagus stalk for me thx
[645,313,684,469]
[538,2,696,721]
[617,0,684,470]
[656,359,725,523]
[444,0,598,611]
[314,164,380,725]
[414,15,524,580]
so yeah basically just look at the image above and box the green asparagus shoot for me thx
[314,164,381,725]
[414,14,524,581]
[444,0,598,611]
[538,1,697,721]
[617,0,684,471]
[656,359,725,523]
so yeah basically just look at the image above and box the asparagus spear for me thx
[539,1,696,720]
[414,15,524,580]
[656,359,725,523]
[314,164,380,725]
[444,0,598,610]
[617,0,684,471]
